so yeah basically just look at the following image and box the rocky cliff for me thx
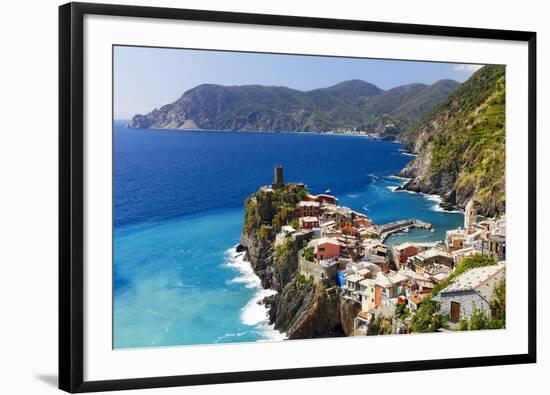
[398,65,505,217]
[239,184,306,291]
[127,79,458,137]
[239,184,361,339]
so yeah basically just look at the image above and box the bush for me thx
[459,279,505,331]
[259,225,271,239]
[296,273,314,286]
[395,303,410,320]
[410,300,439,333]
[490,279,506,323]
[303,247,315,262]
[458,306,504,330]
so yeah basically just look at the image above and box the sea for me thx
[113,120,463,349]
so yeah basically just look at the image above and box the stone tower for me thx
[464,198,477,229]
[272,165,284,189]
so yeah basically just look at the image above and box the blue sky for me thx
[114,45,482,119]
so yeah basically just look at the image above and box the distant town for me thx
[243,165,506,336]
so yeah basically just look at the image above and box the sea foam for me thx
[225,248,287,340]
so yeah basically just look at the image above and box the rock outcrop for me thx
[265,281,343,339]
[239,183,361,339]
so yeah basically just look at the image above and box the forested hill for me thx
[127,79,459,137]
[399,65,506,217]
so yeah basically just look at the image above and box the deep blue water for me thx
[113,120,462,348]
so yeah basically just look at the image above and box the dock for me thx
[376,219,433,241]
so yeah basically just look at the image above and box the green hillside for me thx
[400,65,506,216]
[128,79,458,136]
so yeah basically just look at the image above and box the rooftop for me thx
[317,193,337,199]
[315,237,340,246]
[413,248,453,261]
[346,273,365,283]
[408,295,423,305]
[394,241,439,252]
[281,225,296,234]
[359,278,375,287]
[446,228,465,236]
[375,272,392,288]
[298,201,320,207]
[441,262,505,295]
[357,311,370,320]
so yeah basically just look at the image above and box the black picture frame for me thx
[59,2,537,393]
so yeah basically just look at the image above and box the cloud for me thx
[453,64,484,72]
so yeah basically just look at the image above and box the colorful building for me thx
[298,201,320,218]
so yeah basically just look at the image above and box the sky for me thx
[114,45,483,119]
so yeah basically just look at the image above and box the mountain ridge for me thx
[127,79,459,136]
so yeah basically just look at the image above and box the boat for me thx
[403,227,410,233]
[430,228,435,233]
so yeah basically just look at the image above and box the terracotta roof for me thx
[358,311,370,320]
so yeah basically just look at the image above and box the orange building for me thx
[315,238,341,261]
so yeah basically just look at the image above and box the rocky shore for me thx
[238,183,360,339]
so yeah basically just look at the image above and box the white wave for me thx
[394,188,418,195]
[368,173,380,181]
[225,247,287,340]
[386,175,410,181]
[226,249,261,289]
[241,287,277,326]
[419,192,461,213]
[430,203,463,213]
[401,152,417,157]
[389,187,460,213]
[216,331,248,343]
[255,323,287,342]
[423,193,442,204]
[387,186,398,192]
[345,193,360,198]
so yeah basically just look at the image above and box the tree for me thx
[459,280,506,331]
[490,279,506,323]
[367,315,394,336]
[410,299,439,333]
[395,303,410,320]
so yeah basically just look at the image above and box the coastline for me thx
[123,122,386,140]
[114,124,465,346]
[393,147,463,215]
[243,158,464,340]
[226,247,287,341]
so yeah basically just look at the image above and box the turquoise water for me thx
[113,121,463,348]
